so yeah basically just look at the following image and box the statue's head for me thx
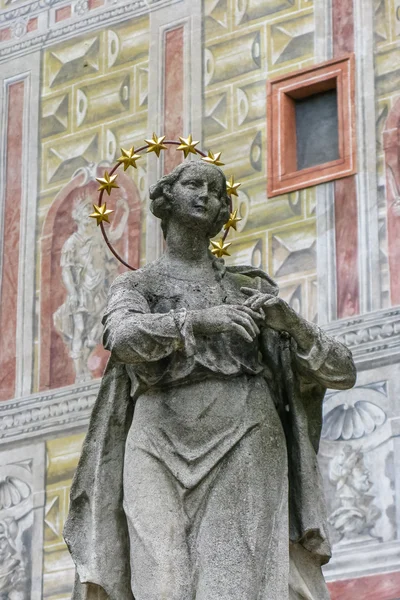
[149,161,230,239]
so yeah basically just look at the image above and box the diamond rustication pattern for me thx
[204,0,317,321]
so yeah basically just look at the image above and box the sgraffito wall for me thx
[0,1,400,599]
[204,0,318,325]
[38,18,148,391]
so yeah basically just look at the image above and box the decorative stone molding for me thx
[324,539,400,582]
[0,443,46,600]
[0,0,149,62]
[0,381,99,444]
[0,55,41,400]
[324,307,400,370]
[0,307,399,445]
[327,446,381,541]
[0,0,64,23]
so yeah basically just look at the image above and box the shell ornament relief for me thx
[322,400,386,441]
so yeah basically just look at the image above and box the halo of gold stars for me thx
[89,203,114,226]
[96,171,119,195]
[145,133,168,157]
[177,134,200,158]
[201,150,225,166]
[88,135,245,270]
[226,175,241,197]
[224,209,242,231]
[117,147,141,170]
[210,239,232,258]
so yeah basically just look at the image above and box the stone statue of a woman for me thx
[64,160,356,600]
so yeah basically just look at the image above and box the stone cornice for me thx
[0,0,186,63]
[0,0,148,63]
[323,539,400,581]
[0,306,399,445]
[0,0,63,23]
[324,307,400,370]
[0,380,99,444]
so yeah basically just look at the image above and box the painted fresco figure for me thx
[328,446,381,543]
[53,192,129,382]
[0,519,28,600]
[64,161,356,600]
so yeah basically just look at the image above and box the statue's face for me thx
[169,164,225,232]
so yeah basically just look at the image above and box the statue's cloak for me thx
[64,266,332,600]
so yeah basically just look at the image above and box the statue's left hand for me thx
[241,287,298,334]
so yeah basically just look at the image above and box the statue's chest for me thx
[145,277,243,314]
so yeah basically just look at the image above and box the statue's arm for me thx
[288,320,356,391]
[103,274,264,365]
[241,286,356,391]
[103,281,195,365]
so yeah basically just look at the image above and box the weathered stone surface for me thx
[64,162,356,600]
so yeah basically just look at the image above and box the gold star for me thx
[224,209,242,231]
[177,134,200,158]
[201,150,225,167]
[226,175,241,197]
[89,203,114,226]
[145,133,168,157]
[210,238,232,258]
[117,147,141,170]
[96,171,119,196]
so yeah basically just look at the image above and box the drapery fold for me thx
[64,263,355,600]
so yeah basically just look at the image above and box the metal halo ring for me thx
[97,141,233,271]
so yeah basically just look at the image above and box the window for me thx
[267,54,356,198]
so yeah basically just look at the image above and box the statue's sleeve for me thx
[102,273,195,364]
[290,324,356,391]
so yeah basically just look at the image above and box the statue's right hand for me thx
[189,305,261,342]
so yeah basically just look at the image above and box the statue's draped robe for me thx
[64,261,356,600]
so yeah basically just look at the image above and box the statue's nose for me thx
[198,183,209,200]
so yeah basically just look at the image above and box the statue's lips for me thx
[193,203,207,211]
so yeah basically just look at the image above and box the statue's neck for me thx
[165,221,211,266]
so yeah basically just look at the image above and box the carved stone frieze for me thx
[0,0,63,23]
[327,446,381,543]
[324,307,400,370]
[323,539,400,581]
[0,382,99,444]
[0,445,45,600]
[0,0,148,63]
[0,308,400,445]
[322,381,388,442]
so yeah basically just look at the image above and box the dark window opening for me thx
[295,88,339,171]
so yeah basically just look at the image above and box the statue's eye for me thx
[182,180,198,188]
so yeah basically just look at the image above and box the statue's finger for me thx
[235,305,264,322]
[243,297,257,307]
[231,323,254,342]
[240,287,259,296]
[253,297,271,310]
[263,298,278,307]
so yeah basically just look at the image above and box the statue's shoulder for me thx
[225,264,279,296]
[109,264,156,294]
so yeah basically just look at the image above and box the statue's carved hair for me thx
[149,161,230,239]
